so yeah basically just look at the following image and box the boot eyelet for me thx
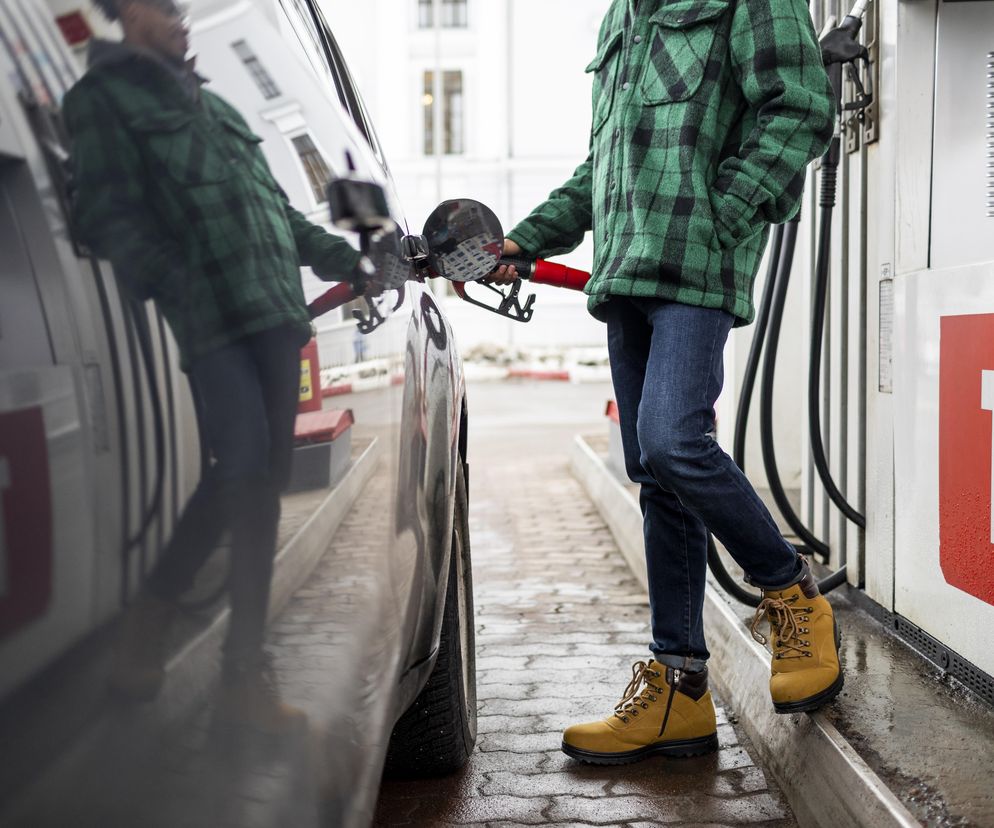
[805,652,812,657]
[623,717,629,723]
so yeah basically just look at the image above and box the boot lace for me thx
[750,595,814,660]
[612,660,666,724]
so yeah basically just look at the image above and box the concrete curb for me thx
[2,439,381,825]
[569,435,920,828]
[462,364,612,384]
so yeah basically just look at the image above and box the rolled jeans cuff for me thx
[744,555,809,592]
[651,651,708,673]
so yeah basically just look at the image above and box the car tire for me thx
[384,464,477,777]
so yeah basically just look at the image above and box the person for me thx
[63,0,368,732]
[493,0,838,763]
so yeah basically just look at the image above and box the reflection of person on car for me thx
[63,0,367,733]
[493,0,839,764]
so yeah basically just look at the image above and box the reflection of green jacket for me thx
[508,0,834,325]
[63,42,361,369]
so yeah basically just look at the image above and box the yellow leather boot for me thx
[751,570,843,714]
[561,660,718,764]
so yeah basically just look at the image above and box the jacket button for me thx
[634,34,642,43]
[622,82,631,91]
[614,128,621,138]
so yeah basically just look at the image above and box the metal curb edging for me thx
[569,434,920,828]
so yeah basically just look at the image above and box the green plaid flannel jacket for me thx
[507,0,834,325]
[63,50,361,369]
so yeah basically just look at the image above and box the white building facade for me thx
[320,0,609,352]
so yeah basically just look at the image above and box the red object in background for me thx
[294,409,355,445]
[0,407,53,639]
[55,11,93,46]
[605,400,621,425]
[939,314,994,607]
[298,338,322,414]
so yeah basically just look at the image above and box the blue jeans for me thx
[605,298,803,672]
[147,324,306,670]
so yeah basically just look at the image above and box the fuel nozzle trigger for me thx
[820,2,873,116]
[453,279,535,323]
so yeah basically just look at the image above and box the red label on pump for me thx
[0,407,53,638]
[939,314,994,607]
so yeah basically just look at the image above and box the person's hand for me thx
[487,238,521,285]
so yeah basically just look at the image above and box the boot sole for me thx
[561,732,719,765]
[773,619,844,715]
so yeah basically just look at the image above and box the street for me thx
[373,380,795,826]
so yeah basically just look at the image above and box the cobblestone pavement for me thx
[373,408,797,828]
[31,384,795,828]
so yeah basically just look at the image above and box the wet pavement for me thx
[6,381,799,827]
[374,381,797,827]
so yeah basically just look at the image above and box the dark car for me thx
[0,0,476,824]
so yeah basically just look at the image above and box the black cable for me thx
[733,223,783,471]
[157,307,180,529]
[89,258,131,606]
[121,297,167,566]
[708,226,786,608]
[807,137,866,530]
[759,220,832,560]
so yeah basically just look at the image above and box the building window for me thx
[232,40,281,100]
[418,0,468,29]
[422,70,464,155]
[291,134,333,204]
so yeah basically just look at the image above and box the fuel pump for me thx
[708,0,875,605]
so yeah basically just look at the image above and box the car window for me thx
[318,19,387,170]
[277,0,348,110]
[315,10,383,163]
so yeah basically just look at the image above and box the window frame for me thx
[231,39,281,100]
[288,130,336,208]
[421,67,466,157]
[416,0,469,30]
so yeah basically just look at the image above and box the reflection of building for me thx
[42,0,406,367]
[322,0,607,349]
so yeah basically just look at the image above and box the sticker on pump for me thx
[939,314,994,607]
[0,407,53,638]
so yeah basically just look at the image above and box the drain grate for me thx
[893,615,994,707]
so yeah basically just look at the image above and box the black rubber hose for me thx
[807,147,866,530]
[122,298,167,564]
[759,220,832,560]
[157,307,180,528]
[733,224,784,471]
[89,258,131,606]
[708,226,786,608]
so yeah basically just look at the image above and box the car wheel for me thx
[384,463,477,776]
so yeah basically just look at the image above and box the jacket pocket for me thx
[128,110,231,185]
[218,115,281,191]
[585,29,623,135]
[641,0,731,105]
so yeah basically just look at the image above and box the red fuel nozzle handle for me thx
[307,282,356,319]
[499,257,590,291]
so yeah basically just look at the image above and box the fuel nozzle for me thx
[819,0,873,111]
